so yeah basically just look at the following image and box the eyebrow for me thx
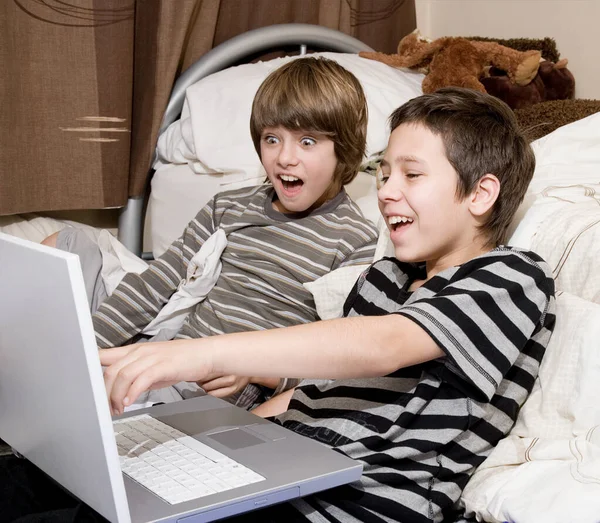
[381,155,427,168]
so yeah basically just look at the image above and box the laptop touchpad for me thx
[208,428,265,450]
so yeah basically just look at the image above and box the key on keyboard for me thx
[113,414,265,504]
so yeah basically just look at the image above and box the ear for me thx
[469,173,500,218]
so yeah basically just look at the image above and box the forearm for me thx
[100,314,444,415]
[202,314,443,381]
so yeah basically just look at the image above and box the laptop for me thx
[0,232,362,523]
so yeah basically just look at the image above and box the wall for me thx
[415,0,599,99]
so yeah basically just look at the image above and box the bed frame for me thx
[117,23,374,257]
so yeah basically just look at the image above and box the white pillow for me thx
[506,112,600,304]
[508,185,600,304]
[156,52,424,176]
[527,112,600,197]
[509,111,600,232]
[460,292,600,523]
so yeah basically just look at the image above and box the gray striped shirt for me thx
[93,185,377,402]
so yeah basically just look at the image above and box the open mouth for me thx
[388,215,414,232]
[279,174,304,193]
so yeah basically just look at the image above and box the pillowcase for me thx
[509,187,600,304]
[509,111,600,227]
[460,292,600,523]
[506,111,600,304]
[156,52,424,176]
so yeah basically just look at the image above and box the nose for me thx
[377,174,402,204]
[277,139,299,167]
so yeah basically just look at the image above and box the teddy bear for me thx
[482,58,575,109]
[359,30,542,95]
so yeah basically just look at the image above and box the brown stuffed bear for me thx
[482,59,575,109]
[360,30,541,94]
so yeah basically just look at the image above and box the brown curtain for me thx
[0,0,135,215]
[0,0,415,215]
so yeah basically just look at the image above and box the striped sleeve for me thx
[92,199,216,347]
[397,251,554,401]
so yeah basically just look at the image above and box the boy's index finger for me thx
[98,346,136,366]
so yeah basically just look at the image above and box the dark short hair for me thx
[389,87,535,247]
[250,57,368,188]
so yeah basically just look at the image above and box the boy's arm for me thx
[93,202,216,348]
[100,314,444,414]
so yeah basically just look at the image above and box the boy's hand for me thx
[197,374,251,398]
[99,340,212,415]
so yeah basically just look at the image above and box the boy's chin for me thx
[273,195,310,214]
[392,246,422,264]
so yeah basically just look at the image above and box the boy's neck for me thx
[413,241,495,290]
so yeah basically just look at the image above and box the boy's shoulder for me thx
[376,245,551,275]
[325,190,379,233]
[465,245,551,270]
[214,184,269,203]
[369,246,554,298]
[465,246,554,286]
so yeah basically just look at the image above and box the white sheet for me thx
[460,292,600,523]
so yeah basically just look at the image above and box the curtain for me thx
[0,0,134,215]
[0,0,415,215]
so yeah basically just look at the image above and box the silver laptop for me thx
[0,232,362,523]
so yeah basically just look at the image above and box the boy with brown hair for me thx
[44,56,378,409]
[102,87,555,522]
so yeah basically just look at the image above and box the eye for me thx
[405,172,421,179]
[262,135,279,145]
[300,137,316,147]
[376,165,390,189]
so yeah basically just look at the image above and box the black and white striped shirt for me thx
[276,247,555,523]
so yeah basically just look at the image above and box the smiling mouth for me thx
[388,215,414,231]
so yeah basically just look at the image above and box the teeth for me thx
[388,216,413,225]
[280,174,300,182]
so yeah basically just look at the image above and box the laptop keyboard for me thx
[113,414,265,505]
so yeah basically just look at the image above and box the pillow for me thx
[519,111,600,203]
[156,52,424,176]
[510,186,600,303]
[506,111,600,303]
[460,292,600,523]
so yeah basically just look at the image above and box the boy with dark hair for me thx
[101,87,555,522]
[44,56,378,409]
